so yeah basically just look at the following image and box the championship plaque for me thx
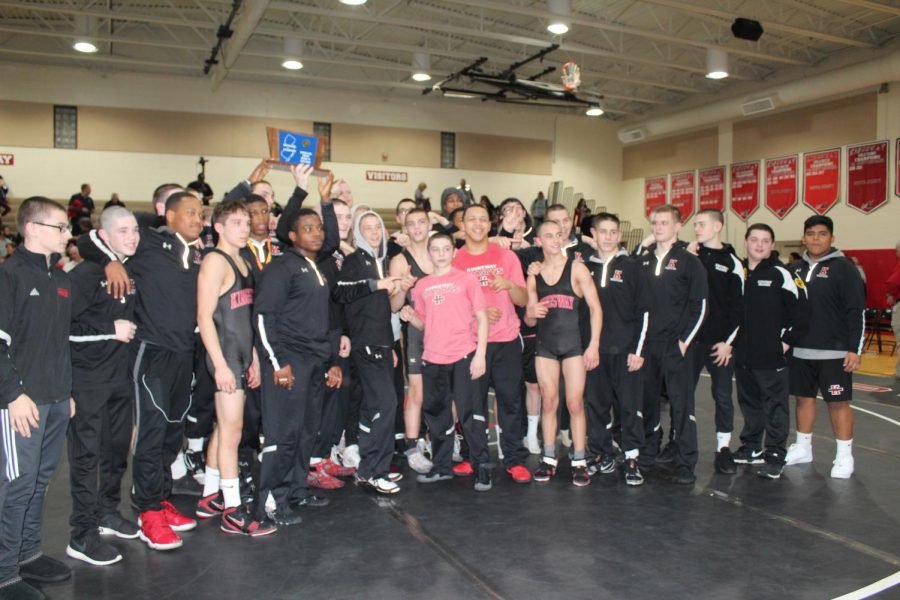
[266,127,328,175]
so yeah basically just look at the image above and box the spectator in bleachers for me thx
[414,182,430,212]
[531,191,547,225]
[0,175,9,217]
[104,193,126,210]
[0,223,11,258]
[61,239,83,272]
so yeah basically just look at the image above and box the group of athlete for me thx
[0,162,865,600]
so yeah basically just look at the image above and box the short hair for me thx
[17,196,66,234]
[212,200,248,226]
[697,208,724,224]
[251,180,273,192]
[462,204,489,219]
[81,183,90,192]
[427,232,454,250]
[100,206,135,232]
[498,197,525,214]
[651,204,682,223]
[405,207,429,223]
[449,207,464,222]
[153,183,182,208]
[590,212,620,229]
[332,199,349,209]
[745,223,775,241]
[537,219,561,235]
[243,193,267,207]
[395,198,416,214]
[165,191,199,213]
[545,203,569,216]
[289,208,321,233]
[803,214,833,235]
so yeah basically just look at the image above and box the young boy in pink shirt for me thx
[400,233,490,489]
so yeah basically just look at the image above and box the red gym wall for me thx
[843,249,898,310]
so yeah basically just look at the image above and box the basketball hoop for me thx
[560,61,581,91]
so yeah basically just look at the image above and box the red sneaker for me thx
[308,466,344,489]
[320,457,356,477]
[138,510,182,550]
[506,465,533,484]
[160,499,197,532]
[196,492,224,519]
[453,461,474,477]
[220,506,278,537]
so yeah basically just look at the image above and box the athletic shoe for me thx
[656,443,676,464]
[160,499,197,532]
[785,443,813,466]
[269,507,303,527]
[220,506,278,537]
[342,444,361,469]
[474,465,493,492]
[559,429,572,448]
[18,555,71,583]
[732,446,766,465]
[320,457,356,477]
[670,465,696,485]
[405,447,433,475]
[292,495,330,508]
[452,461,474,477]
[238,454,256,500]
[0,578,45,599]
[452,434,464,463]
[170,474,203,497]
[355,475,400,494]
[624,459,644,486]
[386,471,403,483]
[571,460,591,487]
[523,435,541,455]
[66,532,122,566]
[586,454,616,476]
[416,470,454,484]
[196,492,225,519]
[831,455,854,479]
[506,465,532,484]
[308,465,344,490]
[137,510,182,551]
[184,449,205,476]
[754,462,784,480]
[533,457,558,482]
[714,448,737,474]
[418,438,432,459]
[98,512,140,539]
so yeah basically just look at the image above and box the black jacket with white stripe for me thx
[696,243,744,347]
[587,251,650,356]
[69,260,136,390]
[734,255,807,370]
[0,246,72,408]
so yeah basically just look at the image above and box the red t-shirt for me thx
[452,244,525,343]
[412,268,486,364]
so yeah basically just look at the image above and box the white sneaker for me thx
[452,434,463,463]
[831,455,854,479]
[560,429,572,448]
[406,448,433,474]
[524,436,541,455]
[785,443,813,466]
[357,475,399,494]
[343,444,361,469]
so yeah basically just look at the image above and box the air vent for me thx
[618,127,646,143]
[741,97,776,116]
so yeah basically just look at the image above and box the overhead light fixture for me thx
[547,0,571,35]
[72,15,98,53]
[706,48,729,79]
[339,0,367,5]
[412,52,431,82]
[585,105,604,117]
[281,38,303,70]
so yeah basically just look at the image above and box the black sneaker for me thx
[183,449,205,478]
[416,470,454,484]
[586,454,616,476]
[732,446,766,465]
[291,495,330,508]
[571,461,591,487]
[714,448,737,474]
[754,462,784,480]
[269,507,303,527]
[18,554,71,583]
[624,459,644,486]
[221,505,278,537]
[171,474,203,497]
[0,578,45,600]
[670,465,696,485]
[474,465,493,492]
[98,512,140,540]
[656,443,677,464]
[66,532,122,566]
[533,457,558,482]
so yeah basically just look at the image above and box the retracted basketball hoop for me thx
[560,61,581,91]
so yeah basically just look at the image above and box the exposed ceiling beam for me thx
[210,0,270,90]
[832,0,900,17]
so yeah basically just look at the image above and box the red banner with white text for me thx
[730,161,760,221]
[669,170,696,221]
[644,175,667,218]
[847,140,888,214]
[802,148,841,215]
[764,155,798,219]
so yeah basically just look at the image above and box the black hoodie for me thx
[695,243,744,346]
[637,240,708,345]
[587,250,650,356]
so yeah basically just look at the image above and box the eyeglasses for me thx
[34,222,73,234]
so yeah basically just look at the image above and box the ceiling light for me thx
[282,38,303,70]
[339,0,367,5]
[281,59,303,70]
[585,105,604,117]
[72,15,98,54]
[73,40,98,53]
[547,0,571,35]
[706,48,729,79]
[412,52,431,82]
[412,73,432,82]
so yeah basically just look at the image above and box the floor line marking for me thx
[851,405,900,427]
[831,570,900,600]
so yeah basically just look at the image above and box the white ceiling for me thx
[1,0,898,120]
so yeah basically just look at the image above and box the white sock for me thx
[203,467,220,497]
[310,457,323,468]
[836,438,853,457]
[220,478,240,509]
[171,452,187,479]
[625,449,639,460]
[796,431,813,447]
[716,432,731,451]
[527,415,539,439]
[187,437,205,452]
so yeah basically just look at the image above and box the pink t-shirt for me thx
[452,244,525,343]
[412,268,486,365]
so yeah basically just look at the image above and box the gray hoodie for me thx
[353,210,388,265]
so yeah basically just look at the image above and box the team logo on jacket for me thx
[57,287,69,298]
[665,259,678,271]
[816,267,829,278]
[828,384,844,396]
[715,263,729,272]
[610,270,623,282]
[793,276,805,289]
[757,280,772,287]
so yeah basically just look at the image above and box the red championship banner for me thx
[847,140,888,214]
[698,165,726,211]
[669,170,696,221]
[644,175,667,218]
[803,148,840,215]
[730,161,760,221]
[764,155,798,219]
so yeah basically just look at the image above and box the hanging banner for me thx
[669,170,696,221]
[730,161,760,221]
[644,175,668,218]
[764,155,798,219]
[803,148,841,215]
[847,140,888,214]
[698,165,726,212]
